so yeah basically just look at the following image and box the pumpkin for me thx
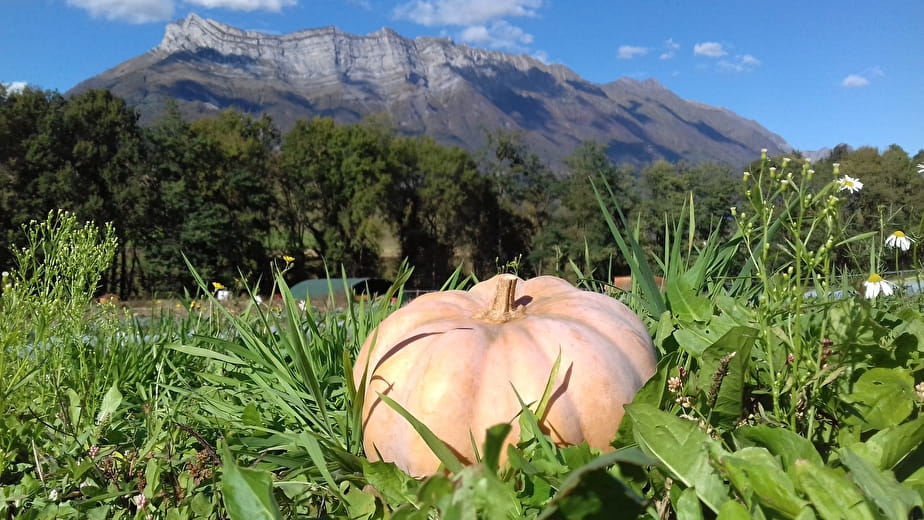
[353,273,657,477]
[612,275,665,292]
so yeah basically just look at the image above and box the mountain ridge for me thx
[71,14,792,168]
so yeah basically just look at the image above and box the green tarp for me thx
[288,277,393,301]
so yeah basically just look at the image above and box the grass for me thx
[1,155,924,518]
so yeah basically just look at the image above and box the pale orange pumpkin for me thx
[353,273,657,477]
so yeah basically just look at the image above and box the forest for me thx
[2,84,923,296]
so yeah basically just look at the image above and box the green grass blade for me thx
[377,392,463,474]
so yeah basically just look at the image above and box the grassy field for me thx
[1,156,923,519]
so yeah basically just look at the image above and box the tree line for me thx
[2,85,922,296]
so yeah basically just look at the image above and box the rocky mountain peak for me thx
[155,14,577,88]
[72,15,791,167]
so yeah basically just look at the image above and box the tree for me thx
[59,89,145,295]
[0,87,67,267]
[0,88,144,294]
[277,117,391,277]
[551,141,638,278]
[140,106,277,294]
[478,130,558,275]
[383,136,506,286]
[638,160,688,248]
[189,110,278,285]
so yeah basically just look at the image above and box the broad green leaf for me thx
[793,508,818,520]
[667,274,713,323]
[66,388,82,428]
[390,505,431,520]
[377,392,463,474]
[539,448,649,519]
[85,506,111,520]
[903,466,924,497]
[839,447,922,519]
[716,447,807,518]
[190,492,214,517]
[696,326,757,429]
[735,425,823,467]
[143,458,161,499]
[559,443,595,471]
[613,351,679,449]
[451,466,518,519]
[241,404,263,428]
[626,403,729,513]
[715,500,751,520]
[826,299,888,347]
[672,314,738,356]
[342,482,377,520]
[850,415,924,471]
[893,307,924,351]
[843,368,915,430]
[538,465,646,520]
[361,459,418,506]
[417,474,454,511]
[482,423,512,474]
[674,486,704,520]
[220,445,283,520]
[95,384,122,429]
[792,458,875,520]
[653,310,676,354]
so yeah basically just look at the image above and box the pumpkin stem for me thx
[475,274,525,323]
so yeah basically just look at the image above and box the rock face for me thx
[71,13,792,167]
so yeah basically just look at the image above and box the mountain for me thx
[70,13,792,167]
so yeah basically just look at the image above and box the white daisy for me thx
[863,273,895,299]
[838,175,863,193]
[885,230,914,251]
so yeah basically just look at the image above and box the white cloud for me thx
[842,74,870,87]
[740,54,760,66]
[67,0,175,23]
[67,0,296,23]
[393,0,542,26]
[185,0,296,11]
[693,41,726,57]
[617,45,648,60]
[719,54,760,72]
[2,81,29,93]
[659,38,679,60]
[841,67,883,88]
[460,20,533,51]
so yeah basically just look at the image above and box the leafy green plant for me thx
[593,151,924,518]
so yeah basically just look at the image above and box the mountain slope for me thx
[71,13,791,167]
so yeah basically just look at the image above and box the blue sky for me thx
[2,0,922,155]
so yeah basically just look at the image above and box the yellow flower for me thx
[282,255,295,264]
[212,282,226,291]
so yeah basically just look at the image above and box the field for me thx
[1,155,923,519]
